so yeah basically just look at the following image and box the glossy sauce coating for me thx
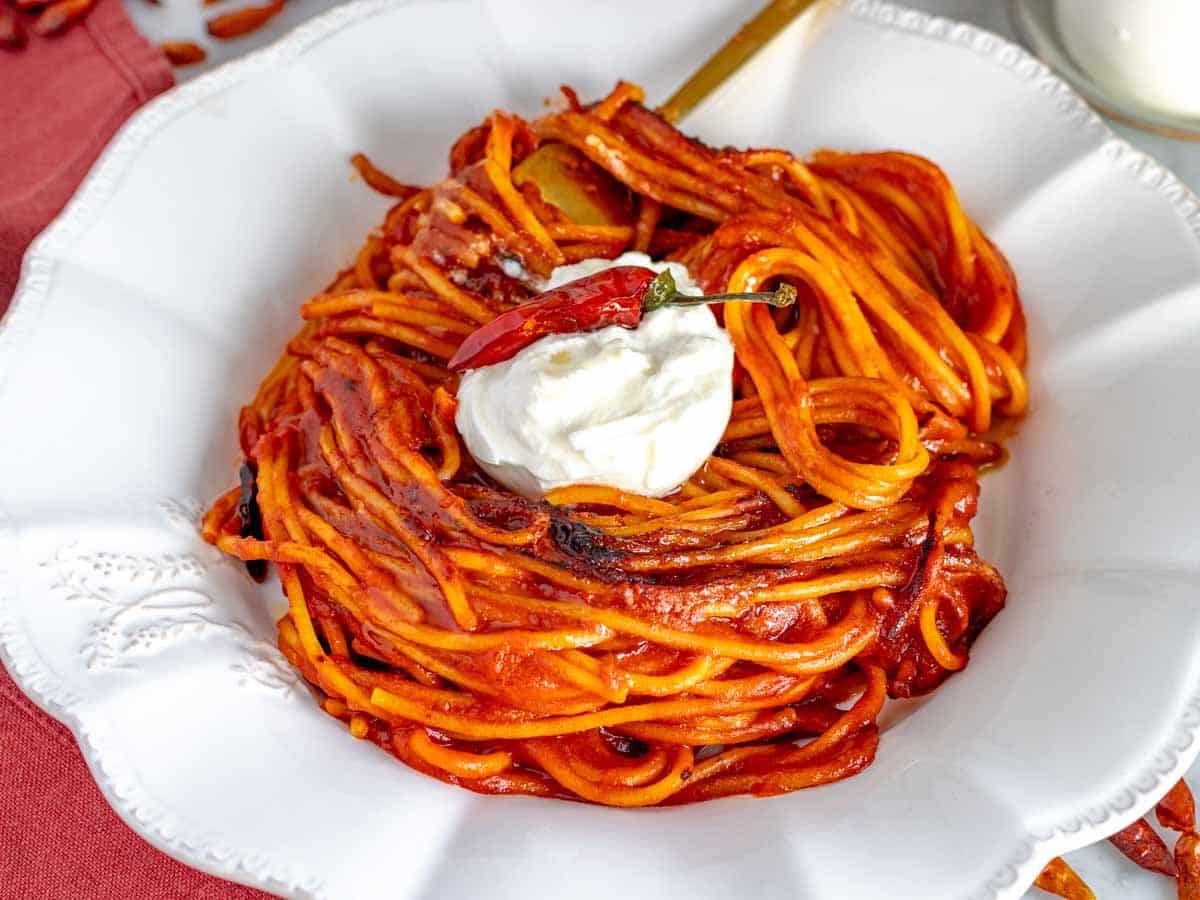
[202,82,1026,806]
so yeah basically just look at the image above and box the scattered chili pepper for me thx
[0,6,27,48]
[161,40,207,66]
[1033,856,1095,899]
[1109,817,1178,877]
[206,0,284,40]
[237,461,267,582]
[31,0,94,36]
[1177,833,1200,900]
[448,266,796,371]
[1159,780,1197,834]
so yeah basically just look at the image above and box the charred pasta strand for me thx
[203,83,1023,806]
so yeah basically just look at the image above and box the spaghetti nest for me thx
[203,82,1027,806]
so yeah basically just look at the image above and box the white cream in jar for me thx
[1055,0,1200,119]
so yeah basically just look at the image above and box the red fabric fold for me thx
[0,667,270,897]
[0,0,173,307]
[0,3,272,895]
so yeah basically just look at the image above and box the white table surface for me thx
[117,0,1200,896]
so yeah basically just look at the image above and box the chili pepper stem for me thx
[641,269,797,312]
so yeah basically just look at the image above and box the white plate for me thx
[4,1,1200,898]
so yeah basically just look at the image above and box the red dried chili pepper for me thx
[1109,817,1178,877]
[31,0,94,36]
[1033,857,1095,899]
[0,6,27,49]
[206,0,284,40]
[161,40,208,66]
[1177,832,1200,900]
[1158,779,1197,834]
[447,266,795,371]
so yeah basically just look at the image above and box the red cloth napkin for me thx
[0,0,170,301]
[0,4,272,896]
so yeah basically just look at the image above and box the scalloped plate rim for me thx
[3,1,1200,898]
